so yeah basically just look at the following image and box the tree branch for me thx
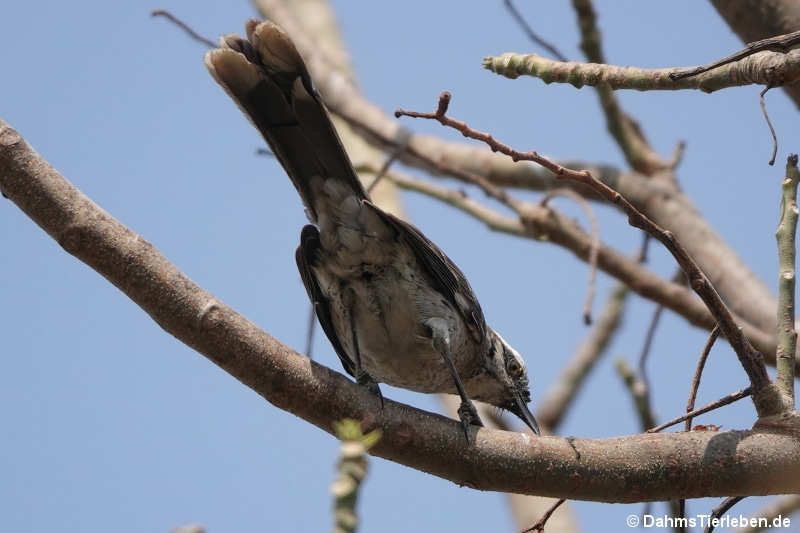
[733,494,800,533]
[686,327,721,431]
[570,0,668,174]
[709,0,800,109]
[616,358,658,430]
[3,119,800,500]
[483,49,800,92]
[776,155,799,401]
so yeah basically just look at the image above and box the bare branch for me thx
[776,155,800,401]
[570,0,668,174]
[637,304,664,399]
[705,497,746,533]
[521,498,566,533]
[709,0,800,109]
[503,0,568,62]
[305,303,316,358]
[151,9,215,48]
[540,188,599,324]
[483,49,800,93]
[648,388,753,433]
[670,30,800,80]
[760,85,778,166]
[733,494,800,533]
[4,119,800,500]
[616,359,657,430]
[686,327,721,431]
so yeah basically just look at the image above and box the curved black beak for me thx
[509,391,540,435]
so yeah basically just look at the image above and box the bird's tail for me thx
[204,20,368,222]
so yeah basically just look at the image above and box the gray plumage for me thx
[205,20,539,438]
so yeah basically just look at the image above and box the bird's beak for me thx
[510,391,541,435]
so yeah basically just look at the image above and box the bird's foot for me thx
[357,372,384,409]
[457,400,484,444]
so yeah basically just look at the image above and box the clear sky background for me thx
[2,1,799,532]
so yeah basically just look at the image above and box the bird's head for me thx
[466,328,540,434]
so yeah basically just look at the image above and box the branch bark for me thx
[710,0,800,109]
[483,50,800,92]
[3,119,800,500]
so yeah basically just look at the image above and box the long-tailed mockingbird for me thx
[205,20,540,439]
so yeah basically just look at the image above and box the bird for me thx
[204,20,540,440]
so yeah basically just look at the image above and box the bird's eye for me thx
[507,361,522,377]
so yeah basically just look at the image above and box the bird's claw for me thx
[457,400,484,443]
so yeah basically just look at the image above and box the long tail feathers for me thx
[204,20,367,220]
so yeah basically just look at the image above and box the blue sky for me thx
[2,1,798,531]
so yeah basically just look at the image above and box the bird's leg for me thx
[347,294,384,408]
[426,318,483,442]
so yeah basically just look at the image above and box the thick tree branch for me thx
[3,119,800,500]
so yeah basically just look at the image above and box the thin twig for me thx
[685,327,720,431]
[668,140,687,170]
[616,358,657,431]
[647,387,753,433]
[367,129,412,193]
[380,169,525,237]
[305,303,316,359]
[704,496,746,533]
[760,85,778,166]
[638,233,651,263]
[570,0,666,174]
[733,494,800,533]
[536,282,629,430]
[637,305,664,396]
[503,0,568,62]
[520,498,566,533]
[396,92,774,411]
[540,188,599,324]
[151,9,215,48]
[637,269,684,414]
[670,30,800,80]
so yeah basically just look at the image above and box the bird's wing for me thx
[364,201,487,344]
[295,224,356,377]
